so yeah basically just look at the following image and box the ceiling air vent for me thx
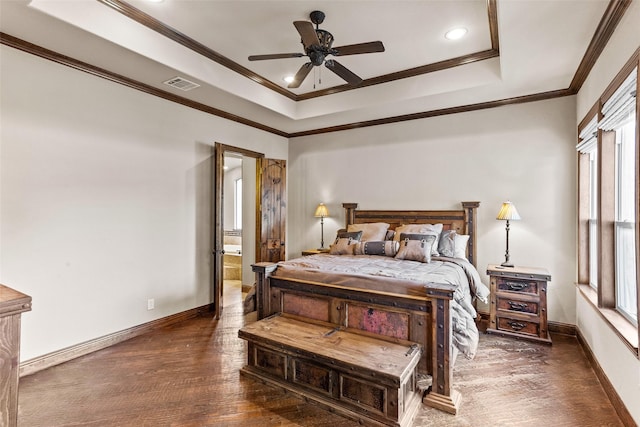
[163,76,200,91]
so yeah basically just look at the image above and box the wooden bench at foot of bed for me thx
[238,313,423,427]
[251,263,462,415]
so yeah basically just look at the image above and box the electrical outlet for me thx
[147,298,155,310]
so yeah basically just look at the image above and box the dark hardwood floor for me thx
[18,285,624,426]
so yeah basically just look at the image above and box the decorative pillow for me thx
[347,222,390,242]
[393,223,443,256]
[354,240,399,257]
[329,237,357,255]
[395,233,437,263]
[438,230,470,259]
[336,230,363,241]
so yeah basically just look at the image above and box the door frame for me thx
[213,143,264,319]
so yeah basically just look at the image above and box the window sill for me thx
[577,284,639,356]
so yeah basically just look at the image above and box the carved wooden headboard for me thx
[343,201,480,267]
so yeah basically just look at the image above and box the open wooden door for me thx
[213,144,285,319]
[213,144,225,320]
[256,159,287,263]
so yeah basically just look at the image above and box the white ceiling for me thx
[0,0,612,135]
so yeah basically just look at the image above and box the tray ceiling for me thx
[0,0,620,135]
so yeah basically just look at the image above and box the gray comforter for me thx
[272,254,490,360]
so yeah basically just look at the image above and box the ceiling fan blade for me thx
[288,62,314,88]
[248,53,305,61]
[293,21,320,48]
[325,60,362,86]
[332,41,385,56]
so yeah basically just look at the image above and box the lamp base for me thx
[501,261,514,268]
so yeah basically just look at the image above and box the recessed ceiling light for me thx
[445,28,468,40]
[283,75,295,84]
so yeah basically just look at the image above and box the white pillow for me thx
[438,230,470,259]
[347,222,390,242]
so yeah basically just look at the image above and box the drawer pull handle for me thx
[505,281,527,291]
[405,343,420,357]
[324,327,340,337]
[507,301,528,311]
[507,321,526,331]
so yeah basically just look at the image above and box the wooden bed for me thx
[250,201,480,416]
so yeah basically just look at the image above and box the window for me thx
[577,60,639,352]
[600,69,637,324]
[578,117,599,290]
[589,150,599,290]
[234,178,242,230]
[614,109,637,323]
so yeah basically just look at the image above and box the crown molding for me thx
[98,0,500,101]
[0,32,288,138]
[569,0,631,92]
[0,0,630,138]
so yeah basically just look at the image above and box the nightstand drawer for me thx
[496,277,540,295]
[496,296,539,315]
[496,316,539,337]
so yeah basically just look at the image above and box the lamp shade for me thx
[314,203,329,218]
[496,201,521,221]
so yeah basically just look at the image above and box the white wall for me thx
[0,45,287,361]
[289,96,577,324]
[575,1,640,423]
[223,165,242,230]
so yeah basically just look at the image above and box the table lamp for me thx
[314,203,329,249]
[496,201,521,267]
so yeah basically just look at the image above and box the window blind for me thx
[577,116,598,153]
[599,67,637,132]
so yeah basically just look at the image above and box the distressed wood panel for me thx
[346,304,410,340]
[258,159,286,263]
[282,293,330,322]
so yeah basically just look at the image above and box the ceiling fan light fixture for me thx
[248,10,384,88]
[445,27,468,40]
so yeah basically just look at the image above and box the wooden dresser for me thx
[486,265,551,344]
[1,284,32,427]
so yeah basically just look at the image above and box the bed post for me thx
[342,203,358,228]
[252,262,278,319]
[423,288,461,414]
[462,201,480,268]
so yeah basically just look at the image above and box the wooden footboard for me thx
[253,263,462,414]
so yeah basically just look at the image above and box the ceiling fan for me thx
[248,10,385,89]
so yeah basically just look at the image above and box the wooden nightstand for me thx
[301,249,330,256]
[486,264,552,344]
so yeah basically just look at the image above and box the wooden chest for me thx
[486,265,552,344]
[238,314,423,427]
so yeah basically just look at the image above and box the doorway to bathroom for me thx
[213,143,286,319]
